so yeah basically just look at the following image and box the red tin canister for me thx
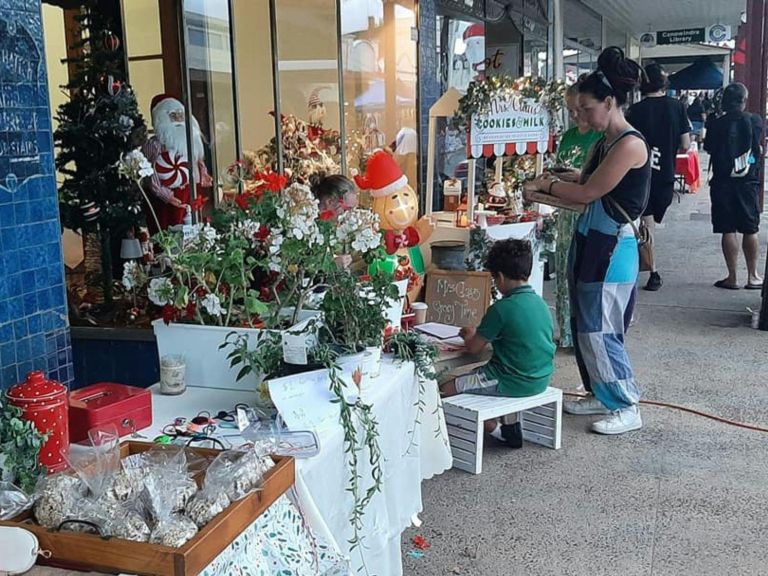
[6,371,70,474]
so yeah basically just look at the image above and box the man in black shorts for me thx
[627,63,691,291]
[704,83,764,290]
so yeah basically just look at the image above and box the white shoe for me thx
[563,395,611,415]
[591,406,643,435]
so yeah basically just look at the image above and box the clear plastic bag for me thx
[203,446,272,503]
[0,482,32,521]
[142,471,198,547]
[33,473,86,529]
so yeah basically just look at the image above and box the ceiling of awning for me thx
[579,0,746,36]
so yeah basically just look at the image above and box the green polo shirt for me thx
[477,285,555,397]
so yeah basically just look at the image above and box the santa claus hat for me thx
[151,93,183,126]
[151,93,180,112]
[463,23,485,42]
[353,150,408,198]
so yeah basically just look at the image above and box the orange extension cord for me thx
[563,391,768,433]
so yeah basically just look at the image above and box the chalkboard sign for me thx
[424,269,492,328]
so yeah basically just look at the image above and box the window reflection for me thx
[182,0,238,207]
[341,0,419,188]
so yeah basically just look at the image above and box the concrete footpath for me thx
[402,186,768,576]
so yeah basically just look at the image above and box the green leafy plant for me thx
[313,344,382,574]
[452,74,566,133]
[319,270,398,352]
[0,400,48,494]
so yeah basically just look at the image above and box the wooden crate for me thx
[0,441,295,576]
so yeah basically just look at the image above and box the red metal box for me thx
[69,383,152,443]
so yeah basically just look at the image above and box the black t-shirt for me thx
[627,96,691,188]
[687,100,705,122]
[704,111,764,184]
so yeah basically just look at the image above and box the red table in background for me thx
[675,149,701,193]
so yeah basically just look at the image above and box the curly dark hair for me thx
[579,46,644,106]
[485,239,533,281]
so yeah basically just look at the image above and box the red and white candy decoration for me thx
[155,151,189,189]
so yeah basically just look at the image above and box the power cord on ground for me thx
[563,391,768,433]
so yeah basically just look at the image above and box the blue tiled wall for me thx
[0,0,72,390]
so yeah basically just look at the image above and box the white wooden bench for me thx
[442,387,563,474]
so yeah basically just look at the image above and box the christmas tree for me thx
[55,0,147,305]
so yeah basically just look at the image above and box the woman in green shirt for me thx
[552,82,602,348]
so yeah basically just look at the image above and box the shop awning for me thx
[668,58,724,90]
[467,136,555,159]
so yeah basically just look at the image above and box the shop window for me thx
[182,0,239,207]
[341,0,419,188]
[232,0,276,176]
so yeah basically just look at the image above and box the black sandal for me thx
[714,280,740,290]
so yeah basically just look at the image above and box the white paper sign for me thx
[268,369,358,432]
[470,96,548,147]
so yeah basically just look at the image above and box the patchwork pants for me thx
[568,230,641,411]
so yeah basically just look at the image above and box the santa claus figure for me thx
[463,24,485,82]
[142,94,212,231]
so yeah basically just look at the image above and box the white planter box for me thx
[152,309,319,392]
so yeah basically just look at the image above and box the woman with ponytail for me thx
[524,47,651,435]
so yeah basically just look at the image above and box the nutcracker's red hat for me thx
[353,150,408,198]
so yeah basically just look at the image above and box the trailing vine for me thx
[314,345,382,575]
[386,331,447,456]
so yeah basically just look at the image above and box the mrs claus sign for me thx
[468,96,550,158]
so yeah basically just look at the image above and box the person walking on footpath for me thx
[552,79,602,346]
[627,62,691,291]
[704,83,764,290]
[524,47,650,435]
[687,94,706,141]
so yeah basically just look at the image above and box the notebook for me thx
[414,322,461,340]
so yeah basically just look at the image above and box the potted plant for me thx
[317,269,398,381]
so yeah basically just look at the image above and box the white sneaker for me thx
[591,406,643,435]
[563,395,611,415]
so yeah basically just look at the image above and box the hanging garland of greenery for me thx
[452,75,567,133]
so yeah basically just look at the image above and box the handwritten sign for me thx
[424,269,492,328]
[469,96,548,148]
[0,17,43,193]
[268,369,358,432]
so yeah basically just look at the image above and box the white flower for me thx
[200,293,224,317]
[118,149,153,180]
[187,223,220,250]
[278,183,323,246]
[148,277,174,306]
[121,261,141,291]
[336,208,381,254]
[233,219,261,245]
[267,229,284,272]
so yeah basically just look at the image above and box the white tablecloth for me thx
[293,359,452,575]
[80,358,451,575]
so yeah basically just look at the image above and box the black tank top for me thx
[581,129,651,222]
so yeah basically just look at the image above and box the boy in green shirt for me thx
[441,239,556,447]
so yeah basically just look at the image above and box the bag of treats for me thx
[203,446,273,503]
[142,471,198,547]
